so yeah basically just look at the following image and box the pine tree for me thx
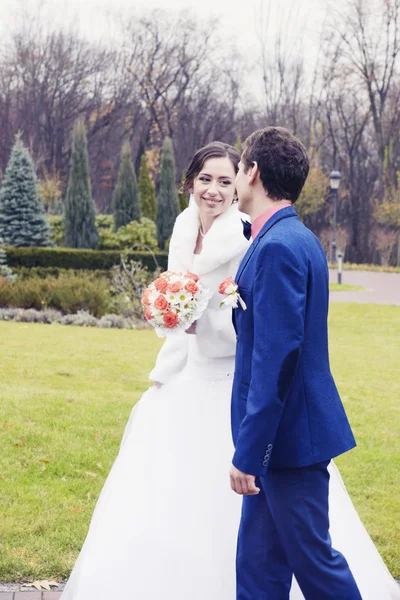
[112,141,140,231]
[0,237,16,281]
[178,169,189,212]
[64,118,99,249]
[0,137,51,247]
[138,154,157,221]
[156,138,180,249]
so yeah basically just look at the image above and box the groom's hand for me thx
[230,465,260,496]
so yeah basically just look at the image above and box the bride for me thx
[61,142,399,600]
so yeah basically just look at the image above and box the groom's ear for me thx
[248,161,259,185]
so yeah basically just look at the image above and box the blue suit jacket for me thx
[231,207,356,476]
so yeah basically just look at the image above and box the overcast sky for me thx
[1,0,331,101]
[2,0,328,54]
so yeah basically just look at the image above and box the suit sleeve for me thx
[232,241,307,475]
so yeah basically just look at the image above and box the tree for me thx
[234,135,242,150]
[156,137,180,249]
[39,170,64,214]
[138,154,156,221]
[0,137,51,247]
[64,118,99,249]
[178,170,189,213]
[332,0,400,188]
[112,141,140,231]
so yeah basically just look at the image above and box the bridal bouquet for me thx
[141,271,212,337]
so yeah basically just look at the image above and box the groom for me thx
[230,127,362,599]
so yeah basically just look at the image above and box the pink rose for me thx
[153,278,169,294]
[154,295,169,311]
[219,277,236,295]
[168,281,182,293]
[184,281,199,295]
[163,312,179,329]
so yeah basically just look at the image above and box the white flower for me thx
[224,283,238,295]
[221,294,239,308]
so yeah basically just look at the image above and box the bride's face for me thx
[191,157,237,219]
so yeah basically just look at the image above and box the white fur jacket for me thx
[149,201,250,384]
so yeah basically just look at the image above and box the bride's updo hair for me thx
[182,142,241,193]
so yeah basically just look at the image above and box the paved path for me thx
[329,269,400,305]
[0,594,62,599]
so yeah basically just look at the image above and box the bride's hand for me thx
[153,381,162,389]
[185,321,197,335]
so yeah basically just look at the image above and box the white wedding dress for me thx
[61,206,400,600]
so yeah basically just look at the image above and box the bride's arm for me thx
[148,222,190,385]
[194,254,243,358]
[148,332,188,385]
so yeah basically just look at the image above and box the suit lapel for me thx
[235,236,261,283]
[236,207,298,284]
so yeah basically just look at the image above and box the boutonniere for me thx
[218,277,247,311]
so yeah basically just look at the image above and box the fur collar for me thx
[169,201,250,275]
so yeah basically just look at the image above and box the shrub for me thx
[109,251,161,320]
[13,267,112,281]
[49,215,65,246]
[98,217,158,251]
[0,237,16,282]
[0,274,111,317]
[49,214,158,252]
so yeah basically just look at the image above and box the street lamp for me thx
[329,170,341,264]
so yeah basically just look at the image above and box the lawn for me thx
[0,303,399,582]
[329,283,365,292]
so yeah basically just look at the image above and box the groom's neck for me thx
[249,195,290,222]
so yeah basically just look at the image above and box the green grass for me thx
[0,324,163,581]
[329,283,365,292]
[328,262,400,273]
[0,304,399,581]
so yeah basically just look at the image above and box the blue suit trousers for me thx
[236,461,362,600]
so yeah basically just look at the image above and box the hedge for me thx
[5,246,168,272]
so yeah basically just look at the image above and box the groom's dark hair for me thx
[242,127,309,203]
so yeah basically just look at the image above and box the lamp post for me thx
[329,170,341,264]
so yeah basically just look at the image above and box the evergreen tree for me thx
[178,169,189,212]
[64,118,98,249]
[156,137,180,249]
[138,154,157,221]
[0,237,16,281]
[113,141,140,231]
[0,137,51,247]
